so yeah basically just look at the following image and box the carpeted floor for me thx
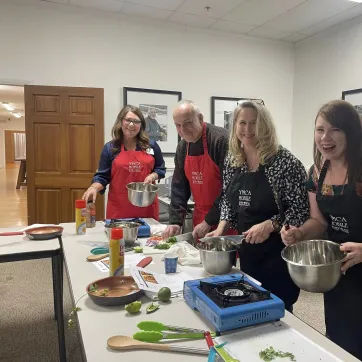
[0,258,325,362]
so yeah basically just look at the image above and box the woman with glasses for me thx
[83,105,166,219]
[282,100,362,360]
[207,100,309,312]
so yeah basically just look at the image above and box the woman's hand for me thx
[82,186,98,202]
[281,225,304,245]
[340,242,362,272]
[192,221,211,239]
[205,221,229,237]
[243,220,273,244]
[144,173,157,184]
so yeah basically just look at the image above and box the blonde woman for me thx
[207,101,309,311]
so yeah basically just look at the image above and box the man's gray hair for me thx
[175,100,201,115]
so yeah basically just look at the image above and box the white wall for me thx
[0,118,25,168]
[0,1,295,172]
[292,16,362,167]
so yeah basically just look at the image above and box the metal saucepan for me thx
[127,182,158,207]
[281,239,346,293]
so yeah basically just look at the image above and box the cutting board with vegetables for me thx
[215,321,343,362]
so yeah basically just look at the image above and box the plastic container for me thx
[75,199,86,235]
[86,201,96,228]
[109,228,124,277]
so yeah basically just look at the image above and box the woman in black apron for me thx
[282,100,362,360]
[208,100,309,312]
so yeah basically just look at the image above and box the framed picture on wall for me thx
[211,96,265,131]
[342,88,362,117]
[123,87,182,156]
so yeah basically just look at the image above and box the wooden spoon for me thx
[87,253,109,262]
[107,335,209,355]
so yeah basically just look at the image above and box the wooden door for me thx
[5,130,25,163]
[25,85,104,225]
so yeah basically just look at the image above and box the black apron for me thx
[226,166,300,311]
[317,161,362,360]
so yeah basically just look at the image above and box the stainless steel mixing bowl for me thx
[105,221,140,246]
[197,237,237,275]
[281,239,345,293]
[127,182,158,207]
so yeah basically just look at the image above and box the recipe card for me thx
[129,266,191,293]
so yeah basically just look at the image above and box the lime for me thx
[133,246,143,253]
[125,301,142,314]
[146,302,160,314]
[158,287,171,302]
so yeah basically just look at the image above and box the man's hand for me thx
[340,242,362,272]
[162,225,181,239]
[243,220,273,244]
[192,221,211,239]
[281,225,304,245]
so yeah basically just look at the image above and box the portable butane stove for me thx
[183,274,285,334]
[104,218,151,238]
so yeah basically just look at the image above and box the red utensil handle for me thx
[136,256,152,268]
[0,232,24,236]
[204,331,214,349]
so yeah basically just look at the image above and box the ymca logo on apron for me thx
[239,189,251,207]
[330,215,349,234]
[128,161,141,172]
[191,171,203,184]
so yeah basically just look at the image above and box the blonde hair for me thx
[229,101,279,167]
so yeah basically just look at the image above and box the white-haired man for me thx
[163,100,236,240]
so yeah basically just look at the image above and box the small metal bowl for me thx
[197,237,237,275]
[281,240,345,293]
[105,221,140,246]
[127,182,158,207]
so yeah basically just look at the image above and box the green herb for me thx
[154,243,171,250]
[133,246,143,253]
[259,347,296,361]
[68,283,98,328]
[167,236,177,244]
[146,302,160,314]
[100,288,109,296]
[89,283,98,292]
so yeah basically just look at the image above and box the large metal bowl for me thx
[197,237,237,275]
[127,182,158,207]
[281,240,345,293]
[105,221,140,246]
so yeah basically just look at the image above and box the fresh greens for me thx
[89,283,98,292]
[259,347,296,361]
[154,243,171,250]
[167,236,177,244]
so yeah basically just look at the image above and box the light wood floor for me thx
[0,163,28,228]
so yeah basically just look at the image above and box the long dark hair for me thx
[314,100,362,185]
[111,105,150,152]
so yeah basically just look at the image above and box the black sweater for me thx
[169,123,229,226]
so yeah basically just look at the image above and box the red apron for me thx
[106,145,159,220]
[184,123,237,236]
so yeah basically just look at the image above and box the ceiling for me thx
[0,86,24,122]
[12,0,359,42]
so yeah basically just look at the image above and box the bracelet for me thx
[89,185,98,192]
[270,219,280,233]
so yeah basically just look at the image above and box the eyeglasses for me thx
[237,99,265,106]
[124,118,142,126]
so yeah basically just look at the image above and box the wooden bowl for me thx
[86,276,143,307]
[25,226,64,240]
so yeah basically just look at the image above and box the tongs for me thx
[134,321,216,342]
